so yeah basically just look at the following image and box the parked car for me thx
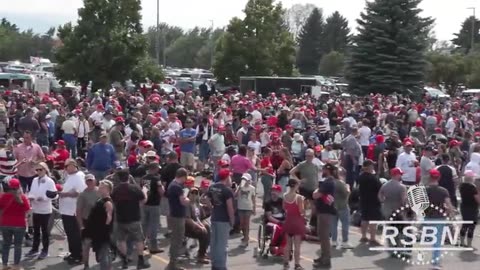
[3,64,29,74]
[174,80,193,92]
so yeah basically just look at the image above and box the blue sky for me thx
[0,0,478,40]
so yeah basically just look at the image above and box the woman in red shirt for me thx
[0,178,31,270]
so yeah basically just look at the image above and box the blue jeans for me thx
[63,133,77,158]
[97,243,112,270]
[142,205,161,250]
[198,140,210,162]
[331,208,350,243]
[210,222,230,270]
[344,156,358,188]
[427,220,445,266]
[2,227,25,265]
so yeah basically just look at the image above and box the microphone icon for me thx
[406,185,430,219]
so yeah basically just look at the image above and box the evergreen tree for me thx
[452,16,480,54]
[296,8,324,75]
[322,11,351,54]
[347,0,433,95]
[56,0,155,90]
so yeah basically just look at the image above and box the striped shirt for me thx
[0,148,18,177]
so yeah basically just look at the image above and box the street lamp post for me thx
[210,20,214,70]
[468,7,476,53]
[156,0,160,65]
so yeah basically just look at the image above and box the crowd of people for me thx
[0,85,477,270]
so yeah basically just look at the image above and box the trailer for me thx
[240,76,320,96]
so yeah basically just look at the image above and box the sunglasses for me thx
[191,191,199,195]
[35,168,44,172]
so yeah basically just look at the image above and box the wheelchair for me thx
[256,217,290,259]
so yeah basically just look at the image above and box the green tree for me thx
[56,0,149,90]
[425,52,467,94]
[145,23,184,65]
[0,18,56,61]
[452,16,480,54]
[214,0,295,83]
[213,18,249,83]
[322,11,350,53]
[319,51,345,76]
[347,0,434,95]
[131,56,164,84]
[296,8,324,75]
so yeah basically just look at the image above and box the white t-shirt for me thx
[396,152,417,183]
[102,119,116,132]
[209,133,225,157]
[89,111,104,123]
[160,129,176,152]
[312,158,324,181]
[62,119,77,134]
[236,185,255,211]
[251,110,262,123]
[358,126,371,146]
[59,171,87,216]
[29,176,57,214]
[247,140,262,155]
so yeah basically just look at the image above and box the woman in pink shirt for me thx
[231,145,254,185]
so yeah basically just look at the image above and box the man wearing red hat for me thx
[425,167,454,269]
[395,141,417,186]
[206,168,234,270]
[52,140,70,170]
[378,168,407,219]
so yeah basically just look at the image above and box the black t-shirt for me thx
[358,172,382,209]
[167,180,186,218]
[425,185,449,219]
[315,177,336,215]
[111,183,145,223]
[460,182,478,210]
[264,198,285,222]
[143,174,162,206]
[207,182,234,222]
[161,163,182,190]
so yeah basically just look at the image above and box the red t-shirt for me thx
[0,193,30,227]
[53,149,70,170]
[260,156,274,175]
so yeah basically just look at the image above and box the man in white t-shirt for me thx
[251,106,262,124]
[358,120,371,157]
[395,142,417,185]
[59,159,86,264]
[159,122,176,155]
[89,104,104,125]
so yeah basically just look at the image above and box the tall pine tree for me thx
[322,11,351,54]
[347,0,433,95]
[296,8,324,75]
[452,16,480,54]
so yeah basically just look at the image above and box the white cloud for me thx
[0,0,477,40]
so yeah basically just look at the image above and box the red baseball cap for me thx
[449,140,460,147]
[429,169,441,179]
[390,167,404,176]
[96,104,104,110]
[218,159,229,167]
[8,178,20,189]
[218,169,231,180]
[55,184,63,192]
[271,184,282,193]
[200,179,210,189]
[285,124,293,130]
[404,140,413,147]
[217,125,226,132]
[56,140,65,146]
[185,176,195,188]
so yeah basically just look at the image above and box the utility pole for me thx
[163,28,166,67]
[210,20,214,70]
[156,0,160,65]
[468,7,476,53]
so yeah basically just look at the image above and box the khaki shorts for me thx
[115,221,144,242]
[180,152,195,167]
